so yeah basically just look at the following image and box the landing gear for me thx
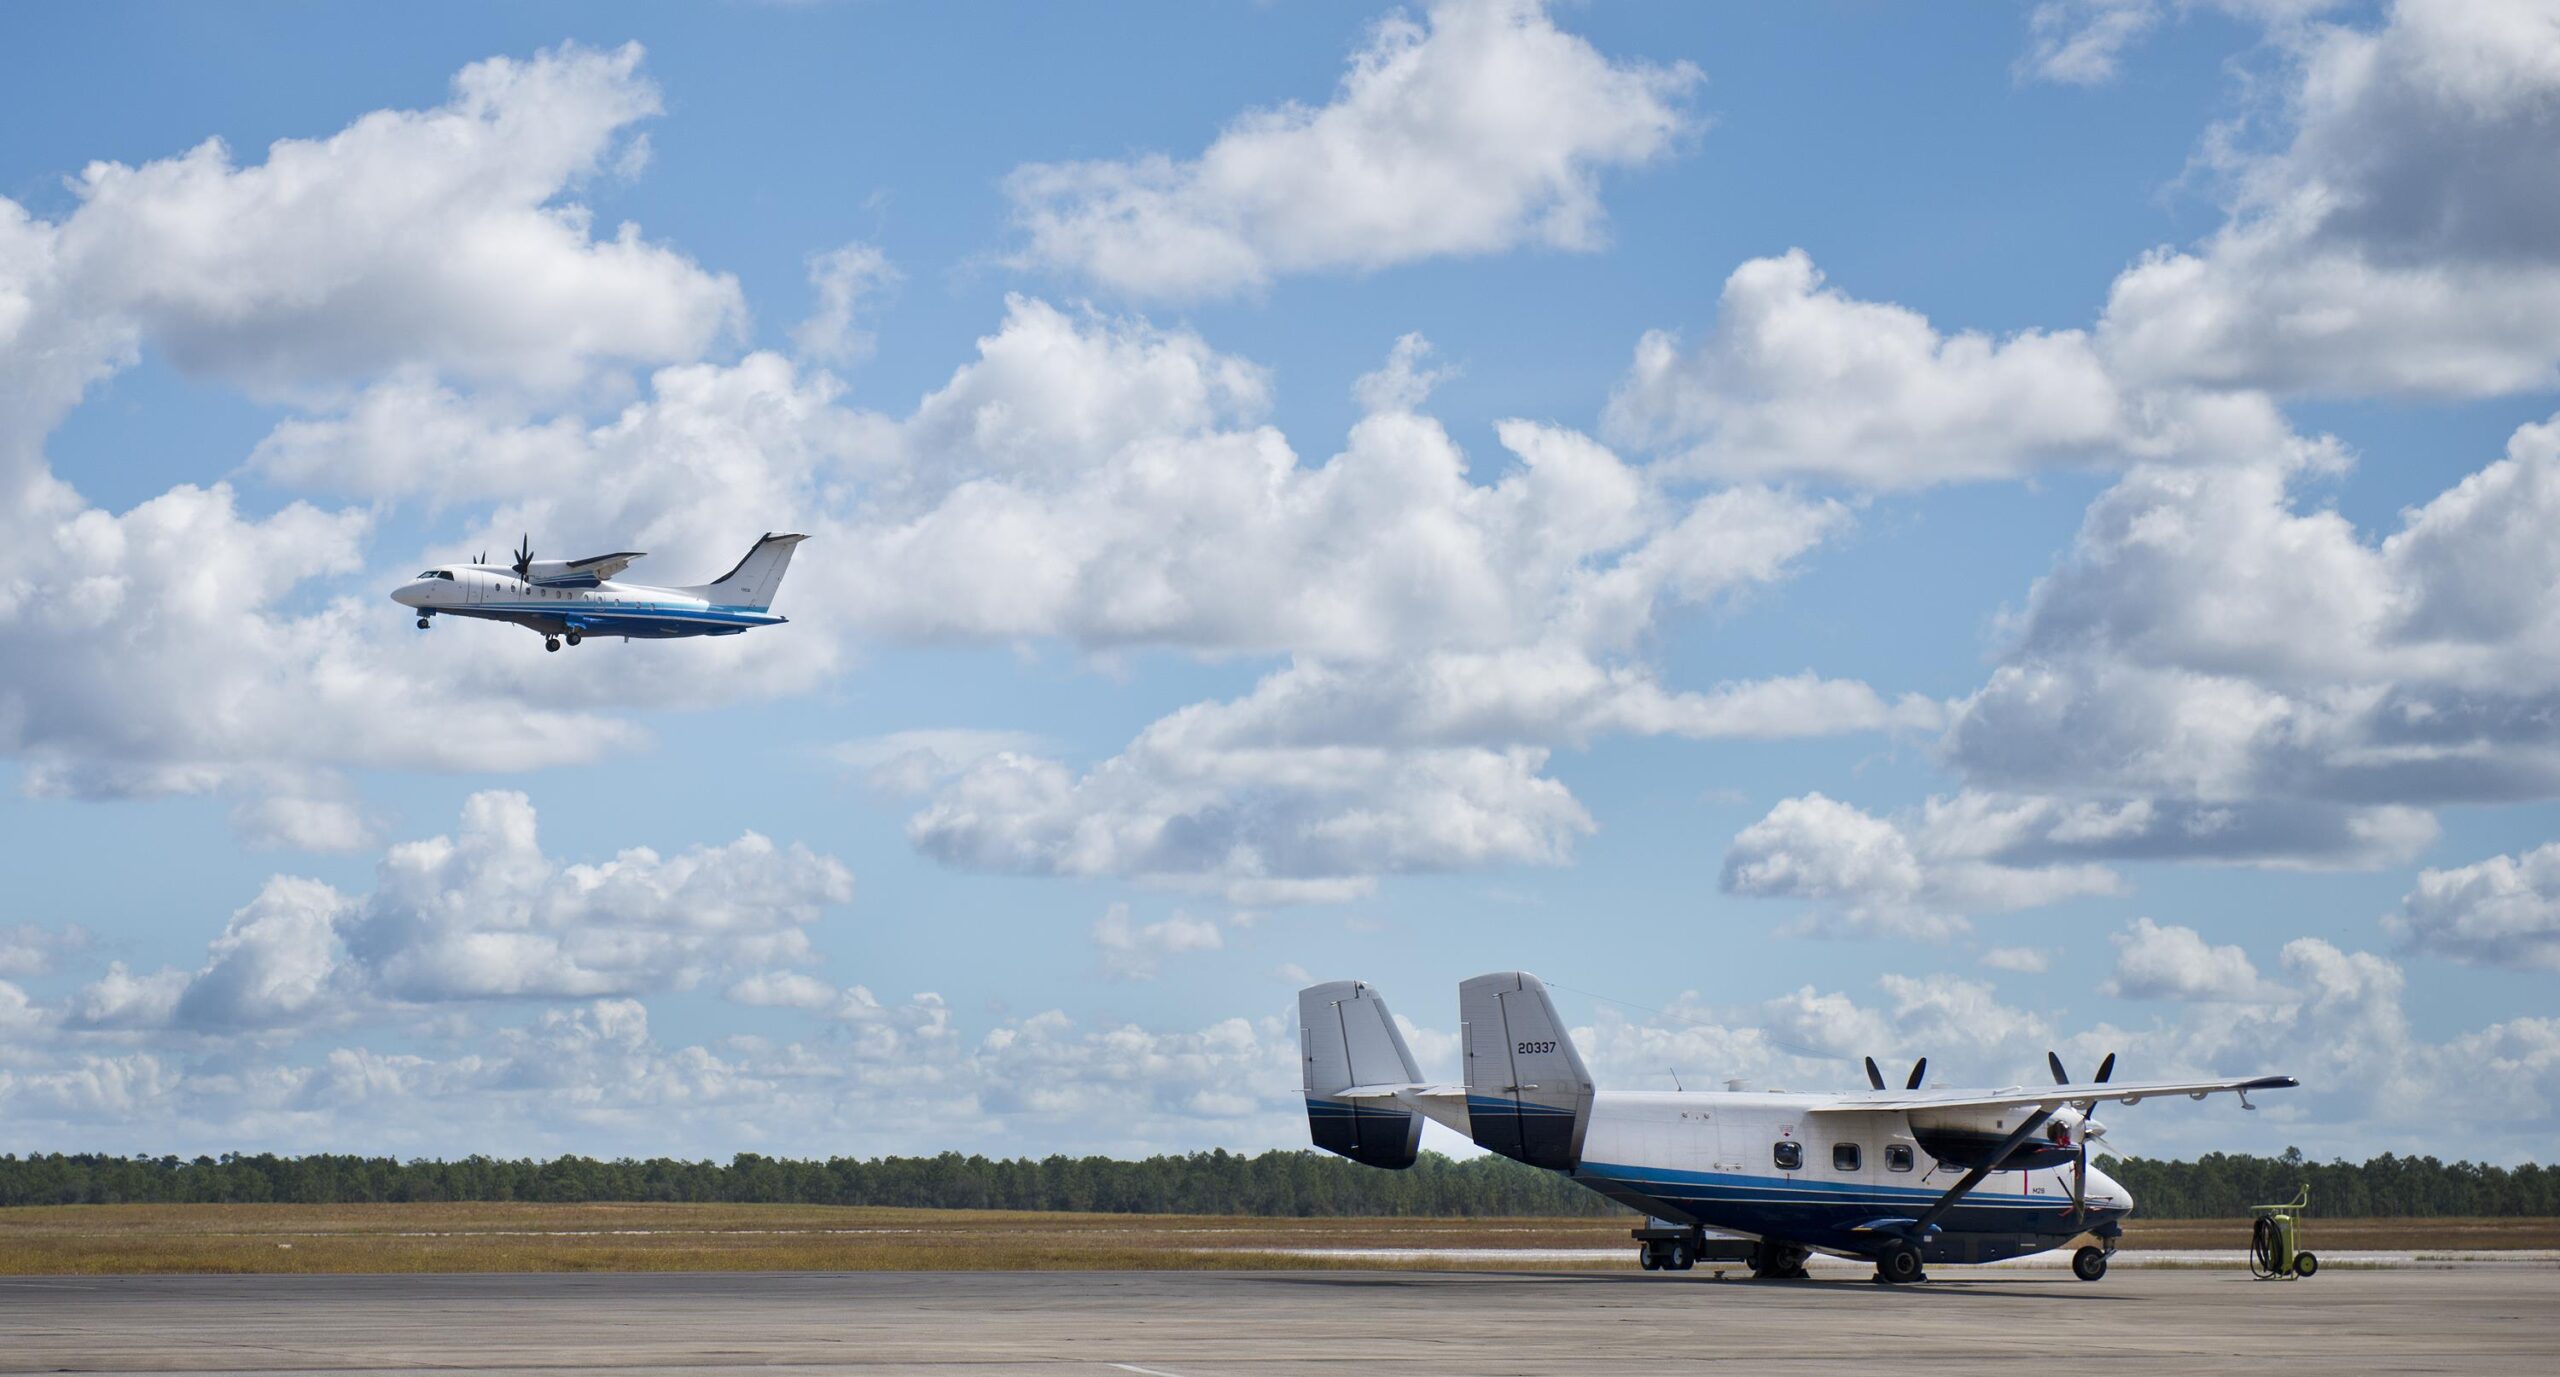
[544,637,561,653]
[1747,1241,1811,1281]
[2072,1245,2109,1282]
[564,631,582,647]
[416,617,430,629]
[1875,1240,1926,1285]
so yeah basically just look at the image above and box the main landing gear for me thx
[544,632,584,653]
[1748,1241,1811,1281]
[1873,1240,1927,1285]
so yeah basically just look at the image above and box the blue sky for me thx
[2,0,2555,1164]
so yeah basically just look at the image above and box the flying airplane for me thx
[1300,972,2298,1284]
[391,533,806,652]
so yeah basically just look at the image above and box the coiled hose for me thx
[2250,1215,2284,1279]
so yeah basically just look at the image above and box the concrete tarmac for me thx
[2,1266,2552,1375]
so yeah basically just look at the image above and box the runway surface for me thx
[3,1266,2553,1375]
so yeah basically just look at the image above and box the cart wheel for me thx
[1639,1247,1659,1271]
[2293,1251,2317,1278]
[2072,1245,2109,1282]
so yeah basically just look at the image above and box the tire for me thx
[2293,1252,2317,1279]
[1670,1241,1693,1271]
[1878,1241,1924,1285]
[545,638,560,652]
[566,632,582,646]
[1639,1248,1659,1271]
[416,617,430,629]
[2072,1245,2109,1282]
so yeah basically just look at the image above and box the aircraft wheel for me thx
[1877,1241,1925,1285]
[565,632,582,646]
[2072,1245,2109,1282]
[545,637,561,653]
[2292,1251,2317,1279]
[416,617,430,629]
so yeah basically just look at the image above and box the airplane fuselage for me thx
[1566,1090,2129,1265]
[393,565,786,641]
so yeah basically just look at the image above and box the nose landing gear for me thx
[416,617,430,629]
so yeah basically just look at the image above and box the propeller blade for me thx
[1864,1056,1885,1091]
[1905,1057,1927,1090]
[513,534,534,581]
[2095,1052,2116,1084]
[2048,1050,2070,1085]
[2073,1139,2089,1223]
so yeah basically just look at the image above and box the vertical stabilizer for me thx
[1298,980,1425,1170]
[1459,971,1595,1170]
[686,532,806,610]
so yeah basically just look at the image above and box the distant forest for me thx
[0,1148,2549,1218]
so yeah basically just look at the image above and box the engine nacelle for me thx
[1909,1106,2085,1171]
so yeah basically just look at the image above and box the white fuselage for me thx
[1408,1088,2130,1264]
[392,565,785,642]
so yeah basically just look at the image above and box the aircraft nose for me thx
[391,583,424,608]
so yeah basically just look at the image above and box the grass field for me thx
[3,1203,2554,1275]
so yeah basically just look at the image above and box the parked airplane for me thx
[392,533,806,652]
[1300,972,2297,1284]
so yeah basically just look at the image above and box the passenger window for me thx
[1833,1143,1861,1172]
[1886,1144,1915,1172]
[1772,1141,1802,1172]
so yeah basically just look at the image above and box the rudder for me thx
[1298,980,1424,1170]
[1460,971,1595,1170]
[688,532,807,610]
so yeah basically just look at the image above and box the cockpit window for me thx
[416,570,455,581]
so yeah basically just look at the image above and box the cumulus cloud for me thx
[791,242,898,366]
[31,40,739,399]
[1093,904,1224,981]
[1005,0,1696,298]
[1720,792,2126,940]
[63,791,854,1032]
[1603,250,2329,487]
[2387,841,2560,972]
[1941,415,2560,866]
[0,924,90,980]
[2098,0,2560,397]
[1577,937,2558,1161]
[2103,917,2278,1000]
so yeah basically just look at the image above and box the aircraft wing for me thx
[564,551,645,581]
[1809,1074,2298,1113]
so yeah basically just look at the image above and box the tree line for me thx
[0,1148,2547,1217]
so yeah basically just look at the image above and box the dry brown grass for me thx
[0,1203,2548,1275]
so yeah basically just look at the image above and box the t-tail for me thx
[1460,971,1594,1171]
[1298,980,1425,1169]
[684,532,807,610]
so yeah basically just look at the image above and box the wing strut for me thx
[1909,1107,2055,1236]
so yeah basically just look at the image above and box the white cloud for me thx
[1093,904,1224,981]
[1603,249,2328,487]
[2386,841,2560,972]
[56,791,855,1032]
[1720,792,2127,940]
[1981,945,2054,974]
[2103,916,2277,1000]
[1942,415,2560,866]
[0,924,89,980]
[1005,0,1696,298]
[833,729,1050,796]
[791,242,898,366]
[2097,0,2560,397]
[2018,0,2165,84]
[39,41,740,398]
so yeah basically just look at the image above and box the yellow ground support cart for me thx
[2249,1186,2319,1279]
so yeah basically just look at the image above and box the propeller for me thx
[511,535,536,582]
[2046,1049,2120,1224]
[1862,1056,1927,1091]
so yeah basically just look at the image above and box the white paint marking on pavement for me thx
[1109,1365,1192,1377]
